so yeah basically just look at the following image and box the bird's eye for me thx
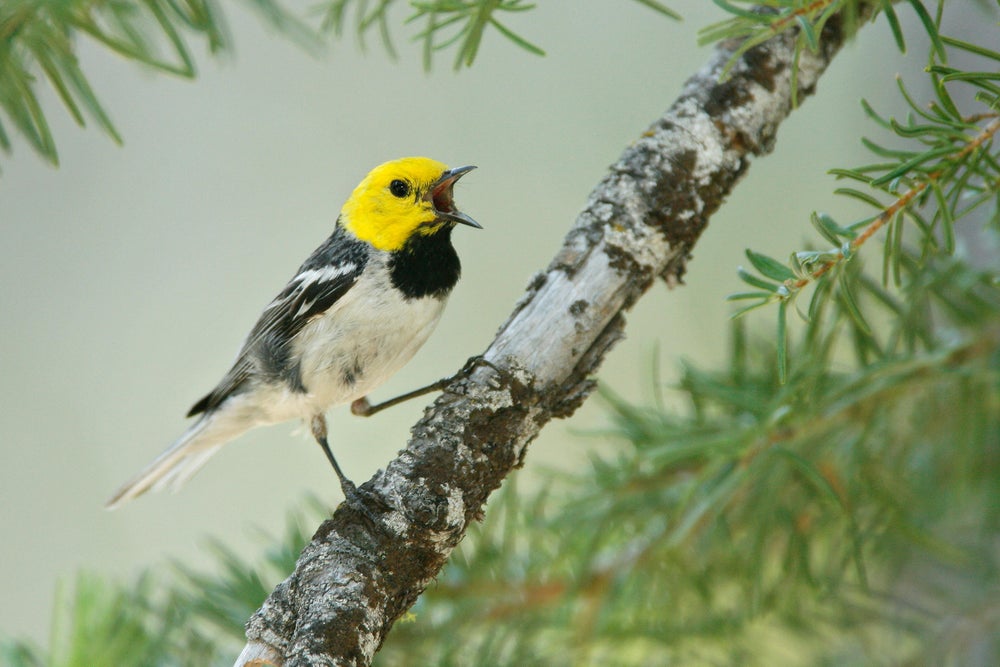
[389,179,411,198]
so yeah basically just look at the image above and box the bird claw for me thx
[444,355,506,394]
[458,354,501,377]
[338,480,388,528]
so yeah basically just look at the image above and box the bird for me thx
[106,157,480,509]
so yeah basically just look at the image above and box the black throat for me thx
[388,226,462,300]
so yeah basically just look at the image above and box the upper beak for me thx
[428,165,481,229]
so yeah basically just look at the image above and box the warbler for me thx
[106,157,479,509]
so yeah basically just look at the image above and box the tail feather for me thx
[105,413,245,509]
[152,446,223,493]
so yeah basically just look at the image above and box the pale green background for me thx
[1,1,987,646]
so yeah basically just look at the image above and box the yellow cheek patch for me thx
[372,213,437,250]
[345,198,435,251]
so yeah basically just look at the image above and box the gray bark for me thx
[236,8,869,666]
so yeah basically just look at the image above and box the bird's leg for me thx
[310,413,358,499]
[310,414,386,527]
[350,379,451,417]
[351,355,502,418]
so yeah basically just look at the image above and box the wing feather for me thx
[187,223,368,416]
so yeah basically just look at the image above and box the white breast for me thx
[290,255,448,412]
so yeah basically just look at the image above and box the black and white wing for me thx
[187,223,369,417]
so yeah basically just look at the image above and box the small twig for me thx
[787,115,1000,291]
[769,0,839,35]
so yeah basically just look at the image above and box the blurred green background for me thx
[0,1,975,646]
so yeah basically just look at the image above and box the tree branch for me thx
[236,7,873,666]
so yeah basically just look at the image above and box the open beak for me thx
[428,165,481,229]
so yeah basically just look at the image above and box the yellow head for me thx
[341,157,480,252]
